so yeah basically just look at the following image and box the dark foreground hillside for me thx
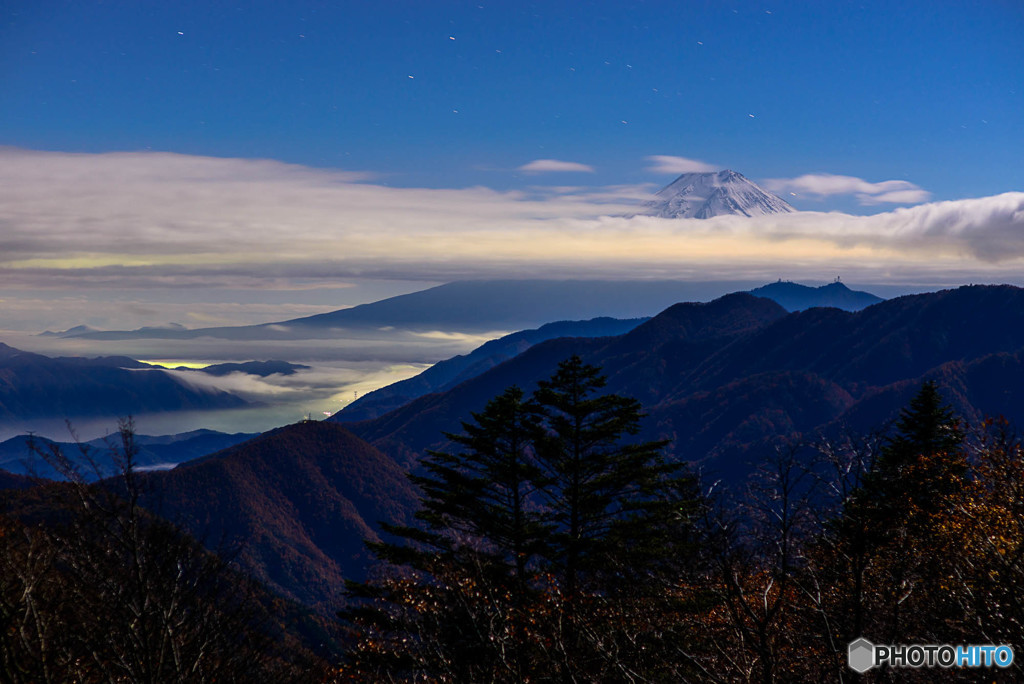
[0,457,335,680]
[140,420,420,610]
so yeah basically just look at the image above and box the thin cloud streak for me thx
[762,173,931,205]
[518,159,595,173]
[646,155,719,174]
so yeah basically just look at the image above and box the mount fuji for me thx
[643,169,795,219]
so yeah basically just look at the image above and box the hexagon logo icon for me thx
[848,638,876,673]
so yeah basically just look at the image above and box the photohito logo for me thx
[848,638,1014,673]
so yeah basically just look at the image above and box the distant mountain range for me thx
[0,345,320,424]
[0,343,247,421]
[0,281,886,426]
[642,170,795,219]
[335,317,648,422]
[748,280,884,312]
[335,282,882,423]
[0,429,256,481]
[40,323,188,338]
[174,360,310,376]
[44,279,881,341]
[341,286,1024,480]
[47,281,764,339]
[38,324,100,338]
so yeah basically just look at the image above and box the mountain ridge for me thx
[344,285,1024,480]
[0,343,247,422]
[748,280,883,312]
[137,420,419,610]
[332,285,882,430]
[0,429,257,481]
[44,280,814,340]
[334,316,648,423]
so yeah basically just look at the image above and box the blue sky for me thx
[1,1,1024,335]
[3,1,1021,202]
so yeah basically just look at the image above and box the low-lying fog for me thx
[0,327,507,442]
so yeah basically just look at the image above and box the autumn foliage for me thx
[0,421,330,683]
[341,375,1024,682]
[3,371,1024,681]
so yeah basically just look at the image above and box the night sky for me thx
[1,1,1023,332]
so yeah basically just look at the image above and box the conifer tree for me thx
[413,385,547,597]
[530,355,686,595]
[859,379,966,524]
[342,386,546,681]
[528,356,698,680]
[341,359,703,681]
[815,381,968,650]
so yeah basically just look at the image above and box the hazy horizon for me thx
[0,276,995,442]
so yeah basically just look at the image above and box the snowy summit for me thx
[643,169,795,219]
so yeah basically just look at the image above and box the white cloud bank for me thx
[1,148,1022,295]
[518,159,595,173]
[646,155,719,174]
[762,173,932,205]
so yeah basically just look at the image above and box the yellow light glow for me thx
[139,360,212,370]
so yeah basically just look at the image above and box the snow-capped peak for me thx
[642,169,795,219]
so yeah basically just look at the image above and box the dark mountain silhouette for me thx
[138,421,419,610]
[130,428,253,447]
[48,354,153,369]
[41,323,186,338]
[0,469,43,491]
[56,280,769,340]
[344,286,1024,481]
[38,324,100,338]
[0,429,256,481]
[686,285,1024,391]
[334,317,647,423]
[0,343,247,421]
[346,293,790,469]
[748,280,883,311]
[175,360,310,376]
[331,284,882,424]
[49,279,891,342]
